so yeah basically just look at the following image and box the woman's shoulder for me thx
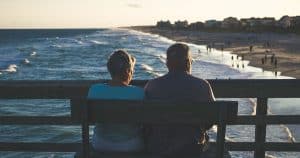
[88,83,144,99]
[127,85,144,91]
[89,83,142,91]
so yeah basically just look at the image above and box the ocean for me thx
[0,28,299,158]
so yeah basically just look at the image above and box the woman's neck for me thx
[108,78,129,86]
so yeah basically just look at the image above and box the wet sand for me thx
[128,26,300,78]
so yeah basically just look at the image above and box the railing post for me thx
[81,99,89,158]
[216,104,228,158]
[254,98,268,158]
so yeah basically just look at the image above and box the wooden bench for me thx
[75,100,238,158]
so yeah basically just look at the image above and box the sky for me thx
[0,0,300,28]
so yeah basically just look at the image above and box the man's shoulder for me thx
[147,74,168,85]
[186,74,211,86]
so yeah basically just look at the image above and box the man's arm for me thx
[204,79,215,102]
[202,80,216,130]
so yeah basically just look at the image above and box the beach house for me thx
[188,21,204,30]
[174,20,189,29]
[221,17,240,29]
[156,20,173,28]
[277,15,291,28]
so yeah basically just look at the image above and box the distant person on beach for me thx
[87,50,144,152]
[249,45,253,52]
[144,43,226,157]
[271,54,275,64]
[274,58,278,68]
[265,54,267,62]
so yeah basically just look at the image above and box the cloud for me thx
[127,3,142,8]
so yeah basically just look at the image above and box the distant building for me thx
[221,17,240,29]
[278,16,291,28]
[204,20,221,28]
[155,15,300,33]
[174,20,188,29]
[189,22,204,30]
[291,16,300,27]
[156,20,173,28]
[240,18,261,27]
[260,17,276,26]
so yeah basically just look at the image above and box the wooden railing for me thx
[0,79,300,158]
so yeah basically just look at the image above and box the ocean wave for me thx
[30,51,37,56]
[158,57,166,64]
[152,72,164,77]
[280,125,296,142]
[77,40,83,44]
[140,63,154,71]
[2,64,18,73]
[90,40,108,45]
[250,98,297,143]
[157,54,167,63]
[22,59,30,65]
[51,44,62,48]
[17,46,37,53]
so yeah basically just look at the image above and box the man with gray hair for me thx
[144,43,221,157]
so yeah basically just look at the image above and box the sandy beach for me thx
[129,26,300,78]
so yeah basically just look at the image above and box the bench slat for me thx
[85,100,238,124]
[0,142,81,152]
[0,116,74,125]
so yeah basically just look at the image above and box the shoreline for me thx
[128,26,300,79]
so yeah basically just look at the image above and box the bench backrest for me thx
[85,100,238,124]
[79,100,238,158]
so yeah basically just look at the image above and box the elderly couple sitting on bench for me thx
[87,43,229,158]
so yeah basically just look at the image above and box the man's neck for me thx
[168,70,190,75]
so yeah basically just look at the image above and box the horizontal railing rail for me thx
[0,79,300,158]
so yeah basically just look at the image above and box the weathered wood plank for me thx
[264,142,300,151]
[254,98,268,158]
[226,142,300,151]
[0,116,75,125]
[85,100,238,124]
[2,115,300,125]
[230,115,300,125]
[0,142,81,152]
[1,142,298,152]
[1,79,300,98]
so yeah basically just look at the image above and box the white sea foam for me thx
[90,40,108,45]
[77,40,83,44]
[280,125,296,142]
[30,51,37,56]
[22,59,30,64]
[152,72,164,77]
[140,64,154,71]
[3,64,18,73]
[51,44,62,48]
[158,57,166,63]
